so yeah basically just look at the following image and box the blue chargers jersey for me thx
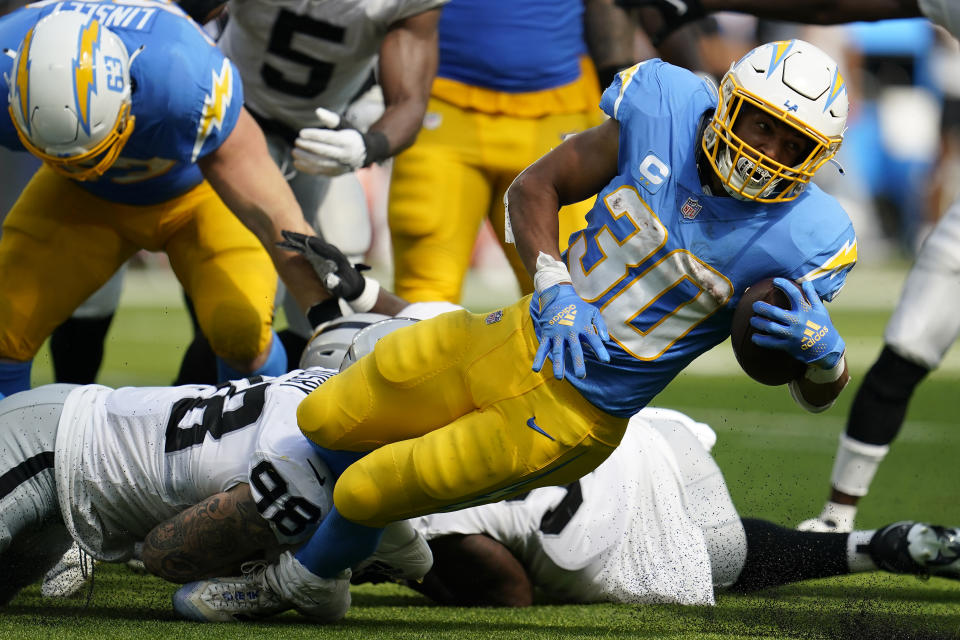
[530,60,858,417]
[437,0,586,93]
[0,0,243,205]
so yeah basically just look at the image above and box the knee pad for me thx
[202,304,270,364]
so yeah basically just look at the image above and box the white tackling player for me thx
[413,408,729,606]
[405,408,960,606]
[1,357,433,619]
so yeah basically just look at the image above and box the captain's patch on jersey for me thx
[636,152,670,194]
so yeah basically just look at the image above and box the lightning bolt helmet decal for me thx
[6,11,135,181]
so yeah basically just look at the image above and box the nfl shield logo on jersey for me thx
[485,310,503,325]
[680,197,702,220]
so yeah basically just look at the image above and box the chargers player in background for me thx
[49,0,447,383]
[257,39,860,613]
[386,0,637,304]
[403,408,960,607]
[628,0,960,534]
[0,2,344,399]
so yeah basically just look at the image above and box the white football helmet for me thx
[7,11,135,181]
[702,39,848,203]
[300,313,393,371]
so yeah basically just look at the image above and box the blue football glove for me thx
[749,278,845,369]
[533,284,610,379]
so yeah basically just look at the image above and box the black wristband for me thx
[306,298,343,330]
[361,130,390,167]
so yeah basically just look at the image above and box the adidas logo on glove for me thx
[549,304,577,327]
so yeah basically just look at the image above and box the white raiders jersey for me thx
[412,408,718,606]
[53,369,338,562]
[218,0,448,129]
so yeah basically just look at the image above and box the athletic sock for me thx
[846,529,878,573]
[729,518,850,592]
[294,507,383,579]
[216,332,287,382]
[0,360,32,397]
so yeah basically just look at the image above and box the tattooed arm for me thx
[141,483,282,583]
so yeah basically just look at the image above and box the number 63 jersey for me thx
[547,59,858,416]
[53,370,337,562]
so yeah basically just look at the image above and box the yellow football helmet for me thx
[702,39,848,203]
[7,11,135,181]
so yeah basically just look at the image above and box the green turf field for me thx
[12,262,960,639]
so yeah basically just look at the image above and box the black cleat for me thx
[868,521,960,579]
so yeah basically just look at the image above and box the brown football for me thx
[730,277,806,386]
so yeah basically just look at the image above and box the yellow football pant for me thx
[0,166,277,362]
[297,295,628,527]
[388,98,602,303]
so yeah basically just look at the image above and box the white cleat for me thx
[173,563,289,622]
[353,520,433,583]
[41,543,94,598]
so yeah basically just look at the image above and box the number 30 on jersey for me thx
[566,186,733,361]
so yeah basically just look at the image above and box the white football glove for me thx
[293,107,367,176]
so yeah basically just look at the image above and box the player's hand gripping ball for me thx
[730,277,806,385]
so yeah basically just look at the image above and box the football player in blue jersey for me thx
[630,0,960,535]
[0,2,345,398]
[221,39,860,613]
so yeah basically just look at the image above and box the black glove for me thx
[277,230,369,301]
[616,0,706,45]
